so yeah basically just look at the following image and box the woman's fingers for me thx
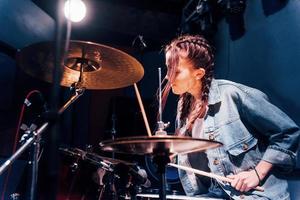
[226,171,259,192]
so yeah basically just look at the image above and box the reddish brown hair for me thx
[161,35,214,132]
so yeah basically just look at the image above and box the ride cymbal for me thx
[17,40,144,89]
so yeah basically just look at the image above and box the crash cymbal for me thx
[59,147,134,166]
[17,40,144,89]
[99,135,222,155]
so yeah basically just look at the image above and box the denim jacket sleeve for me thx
[240,87,300,169]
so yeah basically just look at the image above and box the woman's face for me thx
[168,57,204,97]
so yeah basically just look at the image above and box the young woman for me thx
[162,34,300,199]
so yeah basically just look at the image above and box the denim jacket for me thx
[177,79,300,200]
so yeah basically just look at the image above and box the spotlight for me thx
[64,0,87,22]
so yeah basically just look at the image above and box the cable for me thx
[1,90,42,200]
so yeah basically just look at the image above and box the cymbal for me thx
[86,152,135,166]
[17,40,144,89]
[59,147,134,166]
[99,135,222,155]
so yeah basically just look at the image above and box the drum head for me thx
[136,194,222,200]
[145,155,180,184]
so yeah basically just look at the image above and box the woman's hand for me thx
[227,170,260,192]
[227,160,273,192]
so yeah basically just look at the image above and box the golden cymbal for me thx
[99,135,222,155]
[17,40,144,89]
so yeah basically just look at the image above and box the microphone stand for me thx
[110,99,118,200]
[0,84,85,200]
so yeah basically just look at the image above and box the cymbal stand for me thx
[154,68,170,200]
[0,83,85,200]
[152,147,170,200]
[155,68,169,136]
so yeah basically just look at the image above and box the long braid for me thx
[176,93,192,135]
[201,65,214,102]
[178,93,192,123]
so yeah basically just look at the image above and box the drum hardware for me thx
[100,66,223,200]
[59,147,143,199]
[108,163,140,200]
[144,155,181,185]
[97,163,151,200]
[100,136,222,200]
[9,193,20,200]
[140,188,181,196]
[109,97,118,198]
[0,85,84,200]
[155,67,170,136]
[59,147,134,169]
[0,40,144,200]
[70,162,79,172]
[136,193,224,200]
[169,163,264,192]
[96,160,152,200]
[0,82,85,199]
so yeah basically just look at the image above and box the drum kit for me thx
[0,40,225,200]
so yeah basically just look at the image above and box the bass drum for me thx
[144,155,182,192]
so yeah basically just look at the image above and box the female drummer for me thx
[162,34,300,199]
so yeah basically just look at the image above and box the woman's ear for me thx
[195,68,206,80]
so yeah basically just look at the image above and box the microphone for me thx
[114,163,151,188]
[132,35,147,50]
[138,35,147,49]
[128,166,151,188]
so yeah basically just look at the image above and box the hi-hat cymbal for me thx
[59,147,134,166]
[17,40,144,89]
[99,135,222,155]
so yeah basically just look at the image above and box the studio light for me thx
[64,0,86,22]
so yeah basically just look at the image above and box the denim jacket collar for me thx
[207,78,221,105]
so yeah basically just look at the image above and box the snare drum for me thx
[136,194,221,200]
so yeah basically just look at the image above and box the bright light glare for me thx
[64,0,86,22]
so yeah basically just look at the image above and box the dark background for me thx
[0,0,300,199]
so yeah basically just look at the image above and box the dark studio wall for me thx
[212,1,300,198]
[0,0,55,155]
[0,0,55,198]
[213,0,300,126]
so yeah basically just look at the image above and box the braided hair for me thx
[161,35,215,132]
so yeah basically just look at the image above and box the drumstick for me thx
[133,83,152,137]
[168,163,264,192]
